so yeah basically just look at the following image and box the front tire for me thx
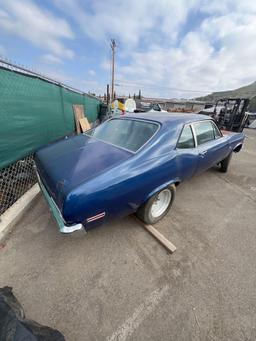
[136,185,176,224]
[220,152,232,173]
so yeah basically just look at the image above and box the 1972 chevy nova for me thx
[35,113,245,233]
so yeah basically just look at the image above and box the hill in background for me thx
[196,81,256,112]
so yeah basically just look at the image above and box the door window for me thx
[177,125,195,149]
[193,121,215,145]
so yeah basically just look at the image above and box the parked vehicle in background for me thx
[111,98,136,115]
[35,113,245,234]
[199,98,250,132]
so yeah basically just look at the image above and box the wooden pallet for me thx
[73,104,91,133]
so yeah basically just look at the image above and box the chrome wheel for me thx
[150,189,172,218]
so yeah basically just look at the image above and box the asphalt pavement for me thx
[0,129,256,341]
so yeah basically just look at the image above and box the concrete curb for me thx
[0,183,40,241]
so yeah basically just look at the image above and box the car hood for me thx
[35,134,132,209]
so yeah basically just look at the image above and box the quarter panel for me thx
[63,151,179,225]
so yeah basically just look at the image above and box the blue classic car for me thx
[35,113,245,233]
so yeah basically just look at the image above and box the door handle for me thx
[199,150,207,157]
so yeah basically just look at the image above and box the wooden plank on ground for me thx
[73,104,85,134]
[79,117,91,132]
[134,217,176,253]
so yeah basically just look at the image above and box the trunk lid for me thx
[35,134,132,209]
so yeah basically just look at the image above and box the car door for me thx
[192,120,230,174]
[176,124,199,181]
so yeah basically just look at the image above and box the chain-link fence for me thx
[0,154,37,215]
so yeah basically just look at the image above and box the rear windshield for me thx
[86,119,159,152]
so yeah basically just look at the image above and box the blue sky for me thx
[1,0,256,98]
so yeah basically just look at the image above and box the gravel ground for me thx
[0,129,256,341]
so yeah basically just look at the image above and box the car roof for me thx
[123,112,210,125]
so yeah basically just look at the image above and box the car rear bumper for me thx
[36,172,83,234]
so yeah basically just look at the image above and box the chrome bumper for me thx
[36,172,83,234]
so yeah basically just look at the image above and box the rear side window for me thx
[193,121,215,145]
[177,125,195,149]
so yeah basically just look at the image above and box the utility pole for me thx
[110,39,116,102]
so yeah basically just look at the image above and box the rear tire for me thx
[220,152,232,172]
[136,185,176,224]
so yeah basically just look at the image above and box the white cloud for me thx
[88,69,96,76]
[53,0,196,47]
[41,54,63,64]
[100,59,110,71]
[201,0,256,15]
[113,1,256,98]
[52,0,256,97]
[0,0,74,59]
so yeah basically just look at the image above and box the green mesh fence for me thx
[0,66,101,169]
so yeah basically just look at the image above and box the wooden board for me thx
[79,117,91,132]
[134,217,176,253]
[73,104,85,134]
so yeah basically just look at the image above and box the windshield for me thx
[86,119,159,152]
